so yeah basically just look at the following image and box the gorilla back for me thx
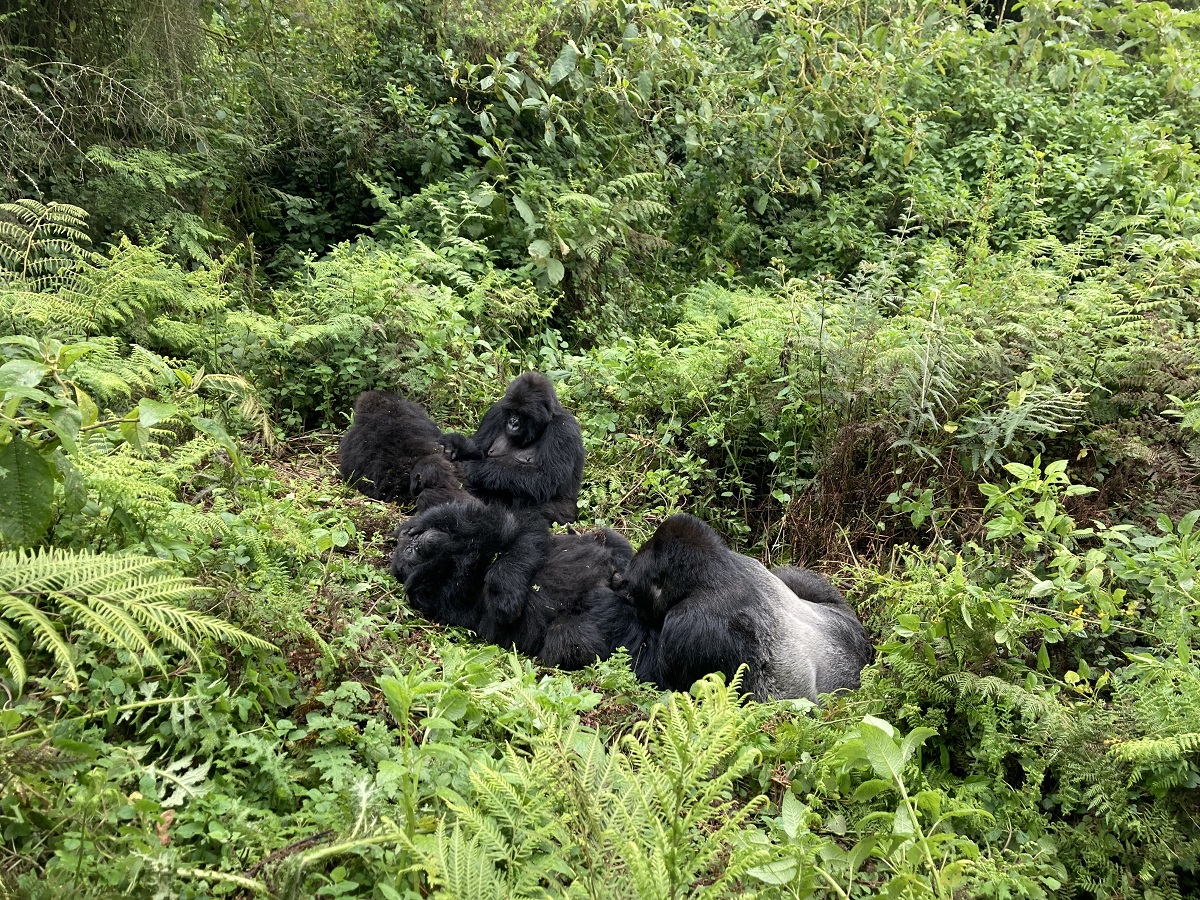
[339,391,449,503]
[625,514,873,702]
[392,500,636,669]
[439,372,585,524]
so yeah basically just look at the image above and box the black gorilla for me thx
[440,372,585,525]
[391,500,635,669]
[409,456,472,513]
[339,391,462,503]
[623,514,874,702]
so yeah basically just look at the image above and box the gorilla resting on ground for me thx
[623,514,874,702]
[339,391,464,504]
[391,500,635,669]
[440,372,585,525]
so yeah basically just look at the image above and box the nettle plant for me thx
[978,457,1097,557]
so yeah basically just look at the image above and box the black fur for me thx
[339,391,456,503]
[392,501,636,669]
[440,372,585,524]
[410,456,472,513]
[623,514,874,702]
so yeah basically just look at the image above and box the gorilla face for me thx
[485,382,553,458]
[391,523,450,580]
[626,540,690,623]
[486,413,543,460]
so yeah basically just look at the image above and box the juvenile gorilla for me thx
[440,373,585,525]
[339,391,463,504]
[624,514,874,702]
[392,500,635,669]
[409,457,473,513]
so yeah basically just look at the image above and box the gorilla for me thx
[409,456,472,513]
[339,391,460,504]
[439,372,585,525]
[623,514,874,702]
[392,500,636,669]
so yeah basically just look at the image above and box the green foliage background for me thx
[2,0,1200,896]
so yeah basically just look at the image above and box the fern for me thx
[0,199,93,288]
[611,675,770,899]
[413,675,770,898]
[0,548,273,690]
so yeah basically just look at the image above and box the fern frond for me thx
[0,199,92,283]
[0,548,273,690]
[0,593,77,686]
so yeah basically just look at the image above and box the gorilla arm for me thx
[656,592,768,697]
[480,512,552,625]
[439,404,506,462]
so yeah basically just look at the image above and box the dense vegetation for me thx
[2,0,1200,896]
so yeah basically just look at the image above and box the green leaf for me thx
[56,343,94,370]
[1029,579,1055,598]
[137,398,179,428]
[0,436,56,547]
[512,195,537,227]
[0,360,50,389]
[546,258,565,285]
[899,726,937,765]
[548,43,578,85]
[859,717,905,783]
[747,859,798,884]
[1179,509,1199,537]
[852,778,894,801]
[46,403,82,455]
[470,188,497,208]
[75,385,98,427]
[188,415,243,472]
[895,613,921,637]
[120,419,149,451]
[781,790,804,838]
[528,239,552,259]
[1002,462,1033,479]
[845,835,879,871]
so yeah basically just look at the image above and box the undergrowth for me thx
[3,0,1200,897]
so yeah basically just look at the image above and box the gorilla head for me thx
[409,455,471,513]
[626,514,727,623]
[624,513,874,703]
[487,372,558,458]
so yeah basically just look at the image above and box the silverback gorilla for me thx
[624,514,874,702]
[439,373,585,525]
[338,392,462,504]
[392,500,635,669]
